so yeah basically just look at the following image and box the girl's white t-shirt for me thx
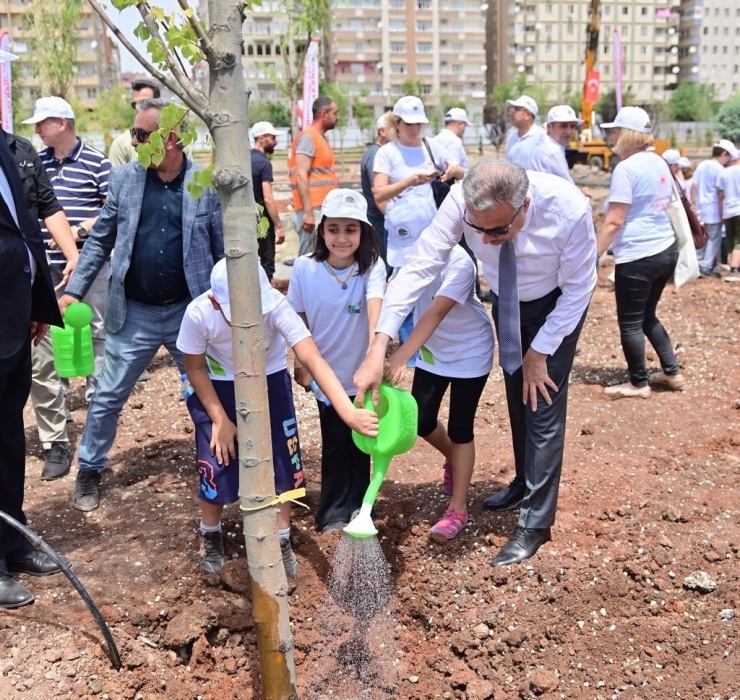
[287,255,386,400]
[373,139,450,267]
[718,166,740,219]
[413,245,494,379]
[607,151,675,264]
[177,266,311,379]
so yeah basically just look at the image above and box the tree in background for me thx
[483,82,514,155]
[427,94,465,134]
[25,0,83,99]
[320,81,350,154]
[400,78,424,97]
[92,87,135,131]
[667,83,715,122]
[562,84,583,114]
[248,100,291,129]
[352,88,375,144]
[595,86,637,124]
[714,93,740,143]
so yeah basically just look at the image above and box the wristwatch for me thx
[75,225,88,239]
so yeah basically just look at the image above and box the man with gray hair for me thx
[58,98,223,511]
[354,161,597,567]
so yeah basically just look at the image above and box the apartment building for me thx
[677,0,740,101]
[0,2,119,110]
[502,1,681,105]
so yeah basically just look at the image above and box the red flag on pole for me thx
[585,70,600,104]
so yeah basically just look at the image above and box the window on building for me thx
[389,19,405,31]
[703,27,708,35]
[418,63,433,73]
[622,25,629,37]
[354,42,364,52]
[567,5,574,14]
[566,65,573,75]
[604,64,611,75]
[566,23,574,34]
[712,46,717,54]
[621,6,628,15]
[451,42,464,52]
[391,42,406,52]
[603,44,609,54]
[640,26,647,36]
[641,7,647,15]
[417,0,431,9]
[418,42,433,52]
[723,46,728,54]
[545,43,552,54]
[604,6,611,15]
[545,24,552,35]
[420,85,432,95]
[452,84,464,94]
[389,0,404,7]
[640,65,646,75]
[724,27,728,35]
[452,64,463,73]
[417,20,431,31]
[545,3,552,13]
[714,27,718,35]
[390,63,406,73]
[87,88,98,99]
[452,21,463,30]
[640,45,647,54]
[545,64,552,73]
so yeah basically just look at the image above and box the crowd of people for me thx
[2,69,738,606]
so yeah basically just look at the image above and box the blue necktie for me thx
[497,239,522,374]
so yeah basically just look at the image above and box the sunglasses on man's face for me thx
[463,203,524,237]
[129,127,153,142]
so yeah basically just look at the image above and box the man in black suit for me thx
[0,49,67,607]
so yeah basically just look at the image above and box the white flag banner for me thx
[301,38,320,129]
[0,31,13,133]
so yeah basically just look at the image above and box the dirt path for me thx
[3,264,739,699]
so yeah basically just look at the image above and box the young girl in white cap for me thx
[387,245,493,542]
[287,189,387,531]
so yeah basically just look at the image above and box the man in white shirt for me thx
[355,161,597,567]
[691,139,736,277]
[718,153,740,281]
[528,105,581,183]
[505,96,545,168]
[433,107,472,172]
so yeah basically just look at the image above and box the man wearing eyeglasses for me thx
[355,161,597,567]
[58,98,224,512]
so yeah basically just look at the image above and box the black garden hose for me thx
[0,510,122,670]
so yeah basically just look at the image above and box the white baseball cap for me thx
[506,95,539,117]
[445,107,473,126]
[251,121,284,138]
[209,259,231,321]
[0,49,18,63]
[376,114,388,131]
[392,95,428,124]
[546,104,583,125]
[714,139,739,158]
[320,188,370,224]
[600,106,652,133]
[661,149,681,165]
[22,96,75,124]
[678,156,691,169]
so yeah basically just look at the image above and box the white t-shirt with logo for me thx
[505,124,546,168]
[413,246,494,379]
[286,255,387,400]
[607,151,675,264]
[177,266,311,380]
[718,166,740,219]
[373,139,450,267]
[691,158,724,224]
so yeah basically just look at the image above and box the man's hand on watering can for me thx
[58,293,79,318]
[345,407,379,437]
[354,334,390,403]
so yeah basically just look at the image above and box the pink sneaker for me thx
[430,509,468,543]
[442,461,453,495]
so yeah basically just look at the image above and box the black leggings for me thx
[411,366,489,444]
[614,243,680,387]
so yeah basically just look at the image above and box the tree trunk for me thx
[207,2,297,697]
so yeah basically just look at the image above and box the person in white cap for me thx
[661,148,681,175]
[0,48,68,608]
[433,107,473,171]
[718,149,740,281]
[528,105,583,183]
[597,106,685,399]
[360,112,391,262]
[505,95,545,168]
[691,138,737,277]
[251,121,285,281]
[678,156,693,195]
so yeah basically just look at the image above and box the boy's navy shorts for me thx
[186,370,305,505]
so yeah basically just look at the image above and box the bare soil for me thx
[3,258,740,699]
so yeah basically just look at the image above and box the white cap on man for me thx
[22,96,75,124]
[678,156,691,169]
[251,121,284,138]
[506,95,538,118]
[393,95,429,124]
[320,188,370,225]
[661,149,681,165]
[714,138,739,159]
[546,105,583,125]
[445,107,473,126]
[600,106,652,134]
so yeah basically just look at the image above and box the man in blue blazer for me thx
[59,98,224,511]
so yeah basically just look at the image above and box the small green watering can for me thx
[344,383,418,538]
[50,302,95,379]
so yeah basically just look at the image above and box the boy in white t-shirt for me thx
[176,259,378,577]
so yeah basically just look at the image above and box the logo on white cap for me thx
[392,96,429,124]
[321,188,370,224]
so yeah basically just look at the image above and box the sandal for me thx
[442,461,453,495]
[430,509,468,543]
[650,372,685,391]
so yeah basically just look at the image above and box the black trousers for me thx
[490,288,587,529]
[614,244,679,387]
[0,337,35,572]
[316,398,371,528]
[258,228,276,281]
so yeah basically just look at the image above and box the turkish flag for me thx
[585,70,600,103]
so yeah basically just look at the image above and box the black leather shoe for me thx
[491,526,551,567]
[0,573,34,608]
[482,477,525,511]
[7,550,64,577]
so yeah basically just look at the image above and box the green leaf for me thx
[136,144,154,168]
[111,0,139,9]
[149,130,164,148]
[187,182,203,199]
[133,22,150,41]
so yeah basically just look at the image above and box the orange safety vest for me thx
[288,126,339,211]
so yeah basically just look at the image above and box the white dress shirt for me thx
[528,135,574,183]
[505,124,546,168]
[376,171,597,356]
[432,128,468,170]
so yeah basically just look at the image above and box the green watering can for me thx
[344,383,418,538]
[50,302,95,379]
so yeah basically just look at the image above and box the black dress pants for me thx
[0,337,35,572]
[490,288,587,529]
[258,228,277,281]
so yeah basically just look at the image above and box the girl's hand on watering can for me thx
[210,418,238,466]
[346,408,379,437]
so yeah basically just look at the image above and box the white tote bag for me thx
[667,179,699,288]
